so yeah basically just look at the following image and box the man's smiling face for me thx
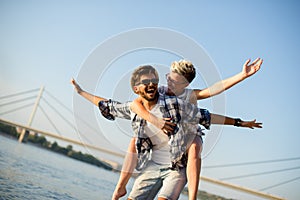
[136,73,159,102]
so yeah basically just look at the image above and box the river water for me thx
[0,134,128,200]
[0,134,189,200]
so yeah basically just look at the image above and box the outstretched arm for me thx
[71,78,107,106]
[175,98,262,130]
[194,58,263,100]
[130,97,176,134]
[210,113,262,129]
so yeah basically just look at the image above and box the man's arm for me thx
[193,58,263,100]
[71,78,131,120]
[112,138,137,200]
[71,78,107,106]
[98,100,132,120]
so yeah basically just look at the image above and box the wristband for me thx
[234,118,242,127]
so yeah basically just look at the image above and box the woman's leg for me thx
[186,136,202,200]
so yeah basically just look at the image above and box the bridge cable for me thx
[44,90,73,113]
[41,98,77,131]
[0,103,34,116]
[45,90,100,133]
[38,105,63,136]
[203,157,300,169]
[0,88,39,100]
[37,97,95,145]
[43,90,96,146]
[221,166,300,181]
[0,95,36,107]
[260,176,300,191]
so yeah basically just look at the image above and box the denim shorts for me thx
[128,160,187,200]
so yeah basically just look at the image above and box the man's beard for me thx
[139,90,159,102]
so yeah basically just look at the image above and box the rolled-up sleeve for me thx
[98,99,131,120]
[198,108,211,130]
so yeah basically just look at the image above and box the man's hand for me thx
[70,78,83,94]
[112,186,127,200]
[242,58,263,79]
[240,119,263,129]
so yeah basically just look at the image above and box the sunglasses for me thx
[165,73,187,85]
[136,78,159,85]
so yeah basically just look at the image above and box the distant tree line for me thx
[0,122,112,171]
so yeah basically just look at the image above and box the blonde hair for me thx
[130,65,159,92]
[170,59,196,83]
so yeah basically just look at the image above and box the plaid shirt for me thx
[98,92,211,171]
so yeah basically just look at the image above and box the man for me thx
[71,65,262,200]
[128,58,263,200]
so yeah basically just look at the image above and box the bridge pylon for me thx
[18,86,44,143]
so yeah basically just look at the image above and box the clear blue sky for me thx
[1,1,300,199]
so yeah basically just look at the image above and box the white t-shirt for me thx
[177,88,196,105]
[144,104,170,165]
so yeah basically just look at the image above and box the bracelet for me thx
[234,118,242,127]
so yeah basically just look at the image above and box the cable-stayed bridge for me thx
[1,87,297,200]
